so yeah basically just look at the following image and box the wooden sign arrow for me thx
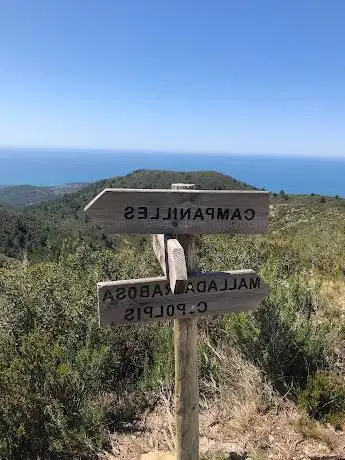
[97,270,270,327]
[152,234,188,294]
[84,188,269,235]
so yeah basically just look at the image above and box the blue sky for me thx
[1,0,345,156]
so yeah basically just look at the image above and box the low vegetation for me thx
[1,170,345,459]
[0,183,88,208]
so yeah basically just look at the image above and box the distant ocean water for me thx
[0,148,345,196]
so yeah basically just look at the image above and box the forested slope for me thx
[0,183,88,207]
[0,170,255,262]
[26,169,255,222]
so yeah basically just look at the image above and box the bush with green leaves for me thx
[299,372,345,428]
[204,277,330,397]
[0,244,173,459]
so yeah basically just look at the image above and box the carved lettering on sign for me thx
[101,275,261,304]
[123,206,256,221]
[84,189,269,235]
[97,271,270,326]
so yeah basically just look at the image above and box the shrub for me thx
[299,372,345,428]
[208,278,329,397]
[0,245,170,459]
[0,329,108,459]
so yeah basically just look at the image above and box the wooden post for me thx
[172,183,199,460]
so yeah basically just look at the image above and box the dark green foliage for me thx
[299,372,345,427]
[26,169,254,225]
[115,169,254,191]
[0,204,112,263]
[0,328,107,459]
[205,279,329,397]
[0,244,172,459]
[279,189,289,200]
[198,228,342,400]
[0,169,254,264]
[0,205,44,258]
[0,183,88,208]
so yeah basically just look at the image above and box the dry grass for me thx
[319,279,345,318]
[101,341,345,460]
[316,278,345,373]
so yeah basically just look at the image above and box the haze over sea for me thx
[0,149,344,197]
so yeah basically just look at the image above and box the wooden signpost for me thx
[85,183,270,460]
[84,188,268,234]
[98,270,269,326]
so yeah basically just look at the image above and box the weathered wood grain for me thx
[152,234,188,293]
[84,188,269,235]
[152,234,167,274]
[97,270,270,327]
[167,238,188,294]
[172,181,199,460]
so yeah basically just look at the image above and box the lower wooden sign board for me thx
[97,270,270,326]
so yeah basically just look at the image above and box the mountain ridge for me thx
[0,170,255,261]
[0,183,90,207]
[1,168,344,264]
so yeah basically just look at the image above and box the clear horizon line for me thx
[0,144,344,159]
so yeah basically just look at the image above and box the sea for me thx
[0,148,344,196]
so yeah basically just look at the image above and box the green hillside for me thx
[1,170,345,459]
[0,183,88,207]
[0,170,255,261]
[0,202,112,263]
[26,169,255,221]
[1,170,253,210]
[0,205,48,259]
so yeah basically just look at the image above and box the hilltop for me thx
[0,169,254,209]
[1,170,345,459]
[0,183,89,207]
[26,169,256,218]
[0,170,255,261]
[2,169,344,266]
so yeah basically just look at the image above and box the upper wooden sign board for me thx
[84,188,269,235]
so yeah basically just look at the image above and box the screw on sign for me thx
[84,183,270,460]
